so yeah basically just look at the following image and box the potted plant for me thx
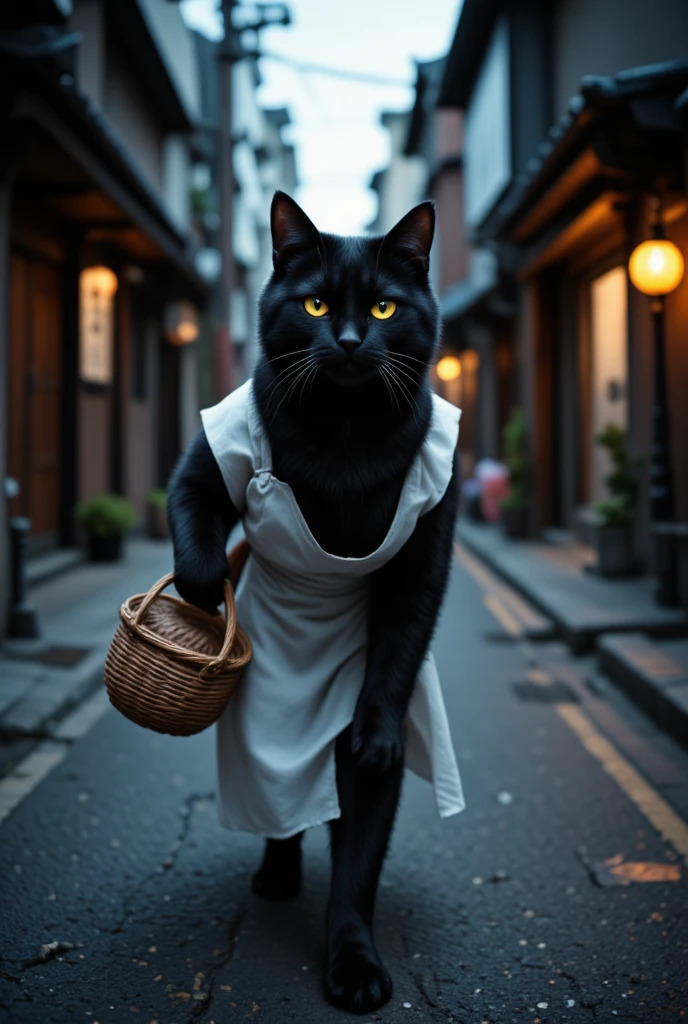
[500,408,529,539]
[147,489,170,540]
[75,494,137,562]
[594,424,642,577]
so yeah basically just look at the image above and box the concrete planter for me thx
[501,505,529,539]
[87,533,123,562]
[594,524,634,578]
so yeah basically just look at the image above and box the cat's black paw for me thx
[252,863,301,900]
[174,560,227,613]
[351,703,403,772]
[325,940,393,1014]
[251,836,302,900]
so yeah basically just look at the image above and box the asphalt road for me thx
[1,548,687,1024]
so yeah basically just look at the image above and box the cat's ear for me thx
[270,191,321,273]
[382,201,435,277]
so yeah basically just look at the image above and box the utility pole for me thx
[214,1,291,399]
[215,0,238,400]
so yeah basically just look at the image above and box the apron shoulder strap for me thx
[246,381,273,474]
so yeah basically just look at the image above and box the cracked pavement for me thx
[1,557,687,1023]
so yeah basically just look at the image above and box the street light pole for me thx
[649,296,674,523]
[628,211,685,605]
[213,1,291,400]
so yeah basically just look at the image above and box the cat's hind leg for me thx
[252,832,303,900]
[324,724,402,1014]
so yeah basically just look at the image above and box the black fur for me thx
[167,192,459,1014]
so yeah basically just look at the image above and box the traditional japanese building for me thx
[438,0,688,598]
[0,0,209,632]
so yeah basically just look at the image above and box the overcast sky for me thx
[180,0,461,233]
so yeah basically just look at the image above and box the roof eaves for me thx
[480,56,688,243]
[436,0,500,109]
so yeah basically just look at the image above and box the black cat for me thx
[167,192,459,1014]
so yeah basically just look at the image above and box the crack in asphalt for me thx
[399,918,460,1021]
[111,791,216,935]
[188,904,248,1023]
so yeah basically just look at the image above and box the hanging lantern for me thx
[628,239,684,297]
[461,349,480,373]
[436,355,462,381]
[79,266,118,386]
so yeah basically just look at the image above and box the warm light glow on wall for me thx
[79,266,118,385]
[176,320,200,343]
[165,300,200,346]
[436,355,462,381]
[628,239,684,297]
[462,349,480,373]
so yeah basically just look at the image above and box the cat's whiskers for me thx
[264,355,314,403]
[299,363,319,407]
[269,358,317,424]
[388,350,430,368]
[382,362,420,425]
[386,355,424,385]
[265,348,312,365]
[377,366,400,415]
[380,364,406,418]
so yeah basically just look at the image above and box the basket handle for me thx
[131,572,239,677]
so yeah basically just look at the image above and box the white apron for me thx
[201,380,465,839]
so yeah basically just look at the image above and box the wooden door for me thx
[8,251,62,539]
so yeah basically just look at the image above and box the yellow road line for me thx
[458,536,688,865]
[482,593,523,638]
[456,540,546,631]
[557,703,688,864]
[455,540,498,592]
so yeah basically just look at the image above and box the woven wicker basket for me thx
[104,547,252,736]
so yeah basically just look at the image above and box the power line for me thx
[259,50,411,87]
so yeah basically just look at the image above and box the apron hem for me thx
[438,800,466,818]
[218,804,342,840]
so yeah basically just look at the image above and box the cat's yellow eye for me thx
[371,299,397,320]
[304,296,329,317]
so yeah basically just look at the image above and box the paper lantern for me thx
[629,240,684,297]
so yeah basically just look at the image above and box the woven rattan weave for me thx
[104,563,252,736]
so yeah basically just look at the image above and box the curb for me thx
[597,632,688,749]
[456,523,587,651]
[0,651,106,740]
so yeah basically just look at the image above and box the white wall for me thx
[463,16,511,228]
[138,0,201,123]
[373,112,426,234]
[162,135,191,231]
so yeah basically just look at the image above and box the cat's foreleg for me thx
[252,832,303,900]
[167,429,239,612]
[324,724,401,1013]
[352,454,459,769]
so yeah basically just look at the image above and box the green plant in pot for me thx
[594,423,642,577]
[147,488,170,540]
[500,408,530,539]
[75,494,137,562]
